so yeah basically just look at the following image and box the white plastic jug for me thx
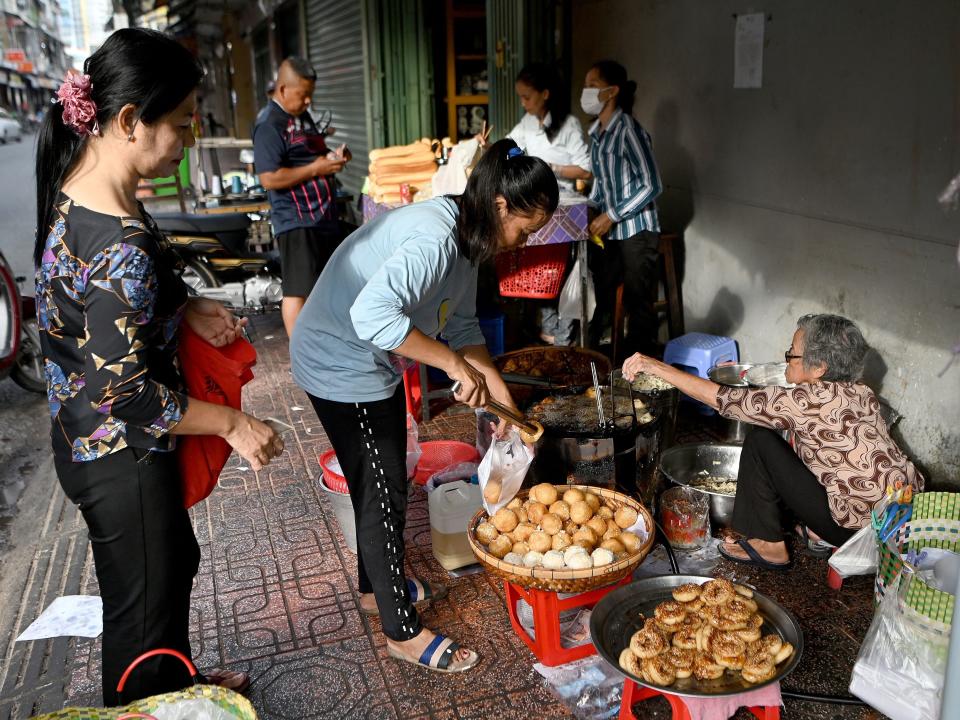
[428,480,482,570]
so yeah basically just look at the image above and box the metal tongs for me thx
[590,361,606,428]
[450,381,544,443]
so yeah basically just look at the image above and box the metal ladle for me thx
[450,381,544,443]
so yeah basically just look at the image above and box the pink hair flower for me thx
[55,72,100,137]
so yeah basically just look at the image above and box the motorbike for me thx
[0,250,44,393]
[151,209,283,314]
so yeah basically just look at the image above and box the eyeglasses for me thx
[784,351,803,363]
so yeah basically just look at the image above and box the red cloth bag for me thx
[176,324,257,508]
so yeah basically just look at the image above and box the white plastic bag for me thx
[478,427,534,514]
[849,572,949,720]
[828,523,879,578]
[431,138,480,195]
[557,257,596,323]
[151,698,243,720]
[406,413,422,479]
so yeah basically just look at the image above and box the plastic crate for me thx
[495,243,570,299]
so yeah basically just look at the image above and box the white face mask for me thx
[580,87,609,115]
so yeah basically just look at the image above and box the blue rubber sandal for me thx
[718,538,793,571]
[360,578,448,617]
[387,634,480,673]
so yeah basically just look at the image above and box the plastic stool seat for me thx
[504,576,631,666]
[619,679,781,719]
[663,332,739,379]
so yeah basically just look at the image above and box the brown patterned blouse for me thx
[716,382,923,529]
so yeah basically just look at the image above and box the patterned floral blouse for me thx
[716,382,923,529]
[36,195,189,462]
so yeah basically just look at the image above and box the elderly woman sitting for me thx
[622,314,923,570]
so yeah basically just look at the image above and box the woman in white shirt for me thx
[501,63,592,345]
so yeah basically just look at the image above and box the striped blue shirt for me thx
[588,109,662,239]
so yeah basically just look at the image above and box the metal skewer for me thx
[449,381,544,443]
[590,361,605,427]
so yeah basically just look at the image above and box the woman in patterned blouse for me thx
[34,30,283,703]
[623,314,923,570]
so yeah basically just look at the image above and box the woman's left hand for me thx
[185,298,248,347]
[622,352,656,381]
[588,212,613,238]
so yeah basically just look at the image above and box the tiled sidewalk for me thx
[0,313,879,719]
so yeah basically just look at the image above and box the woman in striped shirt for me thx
[583,60,663,355]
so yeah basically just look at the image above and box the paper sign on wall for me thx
[734,12,765,89]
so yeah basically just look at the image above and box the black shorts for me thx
[276,223,342,297]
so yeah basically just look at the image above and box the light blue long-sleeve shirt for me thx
[290,196,485,403]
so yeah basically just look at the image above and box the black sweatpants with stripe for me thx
[309,386,423,641]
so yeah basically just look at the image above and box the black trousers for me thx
[732,428,855,547]
[590,230,660,354]
[55,447,200,705]
[309,386,423,641]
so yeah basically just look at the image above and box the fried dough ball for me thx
[475,522,499,544]
[542,549,565,569]
[514,507,529,524]
[526,501,548,525]
[564,519,580,536]
[630,628,667,659]
[540,513,563,535]
[591,547,615,567]
[596,506,614,520]
[522,550,544,567]
[528,531,552,553]
[672,583,702,603]
[511,541,530,556]
[615,506,639,529]
[563,545,588,564]
[531,483,558,506]
[551,532,572,551]
[563,488,585,505]
[570,500,593,524]
[584,492,601,512]
[549,500,571,521]
[565,551,593,569]
[601,538,626,555]
[492,508,519,533]
[513,522,535,542]
[507,497,523,510]
[588,516,611,537]
[619,531,642,553]
[483,478,502,504]
[572,526,598,548]
[488,534,513,558]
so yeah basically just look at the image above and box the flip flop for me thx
[718,538,793,571]
[360,578,449,617]
[795,525,835,558]
[202,668,251,694]
[386,634,480,673]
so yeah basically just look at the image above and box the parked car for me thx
[0,109,22,143]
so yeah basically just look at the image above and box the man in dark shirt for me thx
[253,57,351,335]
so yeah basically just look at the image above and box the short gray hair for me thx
[797,314,868,382]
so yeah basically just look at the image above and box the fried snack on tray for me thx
[619,577,794,691]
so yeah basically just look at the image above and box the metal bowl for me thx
[659,443,741,526]
[707,363,754,387]
[744,362,795,388]
[589,575,804,697]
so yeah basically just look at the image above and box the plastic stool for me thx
[619,679,781,720]
[826,547,843,589]
[664,333,738,414]
[402,363,423,423]
[504,576,632,666]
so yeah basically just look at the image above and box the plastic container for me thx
[495,243,570,299]
[319,449,349,493]
[659,486,710,549]
[318,476,357,553]
[427,479,482,570]
[414,441,480,485]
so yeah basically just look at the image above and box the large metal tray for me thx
[589,575,804,698]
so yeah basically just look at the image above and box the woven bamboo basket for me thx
[467,484,655,592]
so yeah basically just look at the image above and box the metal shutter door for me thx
[306,0,369,200]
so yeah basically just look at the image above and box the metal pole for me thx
[938,572,960,719]
[578,237,588,347]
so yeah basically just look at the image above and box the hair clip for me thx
[506,147,524,160]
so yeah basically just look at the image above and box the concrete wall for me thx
[571,0,960,484]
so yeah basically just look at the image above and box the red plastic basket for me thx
[495,243,570,299]
[414,441,480,486]
[319,449,350,494]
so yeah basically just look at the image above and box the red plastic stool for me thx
[504,575,632,666]
[826,547,843,590]
[619,679,781,720]
[402,362,423,423]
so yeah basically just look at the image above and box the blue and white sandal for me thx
[387,633,480,673]
[360,578,449,617]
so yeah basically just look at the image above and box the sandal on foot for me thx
[795,525,835,558]
[360,578,449,617]
[387,634,480,673]
[718,538,792,571]
[202,668,251,694]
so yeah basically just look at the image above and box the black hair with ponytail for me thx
[591,60,637,114]
[456,138,559,264]
[515,63,569,143]
[34,28,203,265]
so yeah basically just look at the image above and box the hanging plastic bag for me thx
[828,523,879,578]
[478,427,535,514]
[557,257,596,323]
[431,138,480,195]
[406,413,422,479]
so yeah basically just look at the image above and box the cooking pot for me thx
[659,443,741,527]
[707,364,754,443]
